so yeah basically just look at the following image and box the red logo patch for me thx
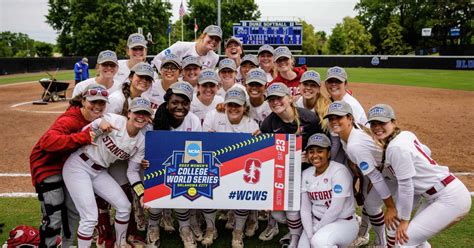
[243,158,261,184]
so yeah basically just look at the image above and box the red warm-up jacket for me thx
[268,65,307,96]
[29,106,92,186]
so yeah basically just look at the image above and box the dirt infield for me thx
[0,81,473,193]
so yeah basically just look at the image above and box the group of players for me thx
[30,24,471,248]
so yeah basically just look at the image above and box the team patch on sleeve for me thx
[359,161,369,171]
[333,184,343,194]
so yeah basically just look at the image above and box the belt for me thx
[425,174,456,196]
[79,153,105,170]
[315,215,353,221]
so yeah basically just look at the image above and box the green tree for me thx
[380,16,412,55]
[35,41,54,57]
[328,17,374,54]
[0,32,35,57]
[301,21,318,55]
[46,0,172,56]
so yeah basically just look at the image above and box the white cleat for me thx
[259,223,279,241]
[350,233,370,246]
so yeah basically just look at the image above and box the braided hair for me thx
[121,81,132,117]
[381,126,401,164]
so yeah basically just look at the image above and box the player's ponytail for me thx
[121,80,132,117]
[314,91,331,132]
[69,94,84,107]
[381,124,401,164]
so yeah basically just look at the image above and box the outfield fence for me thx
[1,55,473,75]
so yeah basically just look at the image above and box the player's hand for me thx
[89,131,98,146]
[207,128,216,132]
[216,103,225,113]
[141,159,150,169]
[384,206,398,230]
[396,220,410,244]
[252,130,262,136]
[99,119,119,133]
[301,151,308,163]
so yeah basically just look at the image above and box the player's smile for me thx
[370,120,394,140]
[246,83,265,98]
[130,47,146,61]
[276,57,291,72]
[328,115,347,134]
[225,102,244,124]
[167,94,190,121]
[132,75,152,92]
[82,99,107,121]
[300,81,320,99]
[199,83,218,101]
[259,52,273,68]
[205,35,221,51]
[129,111,150,130]
[184,66,200,82]
[99,62,118,78]
[268,96,290,115]
[325,79,345,99]
[307,146,330,172]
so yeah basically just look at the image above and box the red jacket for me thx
[30,106,92,186]
[268,65,307,96]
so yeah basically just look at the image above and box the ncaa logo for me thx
[243,158,261,184]
[371,56,380,66]
[359,161,369,171]
[333,184,343,194]
[164,49,171,55]
[186,143,201,157]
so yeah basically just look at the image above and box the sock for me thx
[234,210,249,231]
[175,209,191,229]
[202,209,217,229]
[114,218,129,247]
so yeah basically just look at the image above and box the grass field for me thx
[1,68,473,91]
[1,198,473,246]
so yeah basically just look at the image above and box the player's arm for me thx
[40,116,93,152]
[151,43,181,70]
[202,110,216,132]
[300,191,314,240]
[128,143,146,203]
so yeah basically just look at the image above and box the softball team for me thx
[31,29,471,248]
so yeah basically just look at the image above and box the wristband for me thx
[132,182,144,198]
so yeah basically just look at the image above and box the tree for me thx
[182,0,261,45]
[301,21,318,55]
[0,32,35,57]
[327,17,374,55]
[46,0,172,56]
[35,41,54,57]
[380,16,411,55]
[356,0,473,52]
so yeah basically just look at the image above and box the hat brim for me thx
[305,143,331,150]
[206,33,222,40]
[85,95,109,103]
[219,66,237,71]
[246,79,266,85]
[367,116,392,124]
[224,98,246,106]
[323,112,348,119]
[273,54,291,62]
[98,59,118,65]
[161,61,182,70]
[134,71,154,79]
[301,79,321,86]
[258,49,273,56]
[265,92,288,100]
[131,107,153,115]
[325,76,346,82]
[225,39,242,48]
[198,79,219,85]
[128,43,147,49]
[183,62,202,68]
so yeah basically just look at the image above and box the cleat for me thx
[231,230,244,248]
[259,223,279,241]
[201,228,218,247]
[179,227,197,248]
[258,211,268,221]
[279,232,290,245]
[146,225,160,247]
[245,217,259,237]
[190,223,203,242]
[160,214,175,233]
[350,233,370,246]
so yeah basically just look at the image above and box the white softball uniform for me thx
[152,42,219,70]
[248,100,271,127]
[202,110,259,133]
[383,131,471,247]
[172,112,202,132]
[295,98,316,112]
[142,79,166,111]
[342,93,368,126]
[62,114,145,245]
[72,78,123,98]
[190,95,224,123]
[235,69,244,85]
[115,60,132,85]
[299,162,358,248]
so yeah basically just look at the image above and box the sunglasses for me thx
[131,47,145,51]
[85,88,109,97]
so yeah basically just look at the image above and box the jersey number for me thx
[414,140,437,165]
[324,200,332,209]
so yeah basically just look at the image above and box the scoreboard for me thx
[233,21,303,52]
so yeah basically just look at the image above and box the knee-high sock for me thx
[114,218,129,246]
[367,210,386,246]
[234,210,249,231]
[202,209,217,229]
[148,208,162,226]
[175,209,191,229]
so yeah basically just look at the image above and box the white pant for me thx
[63,151,131,238]
[399,179,471,247]
[298,217,358,248]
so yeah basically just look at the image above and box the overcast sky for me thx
[0,0,358,44]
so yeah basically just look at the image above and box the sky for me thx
[0,0,359,44]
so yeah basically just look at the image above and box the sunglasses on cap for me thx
[85,88,109,97]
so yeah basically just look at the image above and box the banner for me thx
[144,131,302,211]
